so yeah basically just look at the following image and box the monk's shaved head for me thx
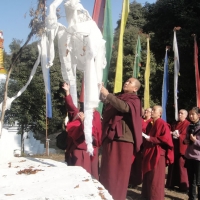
[178,109,188,122]
[179,109,188,116]
[151,105,163,121]
[123,78,141,93]
[133,78,141,91]
[155,105,162,113]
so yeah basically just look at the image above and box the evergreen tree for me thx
[8,40,66,137]
[143,0,200,121]
[107,0,200,122]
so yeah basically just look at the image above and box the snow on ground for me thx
[0,128,113,199]
[0,157,113,200]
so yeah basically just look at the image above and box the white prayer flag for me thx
[173,30,180,121]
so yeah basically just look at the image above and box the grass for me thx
[26,152,65,162]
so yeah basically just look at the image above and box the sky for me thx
[0,0,156,53]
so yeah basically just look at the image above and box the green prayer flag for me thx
[133,35,141,78]
[98,0,114,114]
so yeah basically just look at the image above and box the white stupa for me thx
[0,73,6,82]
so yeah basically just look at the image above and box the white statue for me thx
[46,0,106,154]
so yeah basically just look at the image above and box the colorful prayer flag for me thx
[46,69,52,118]
[113,0,129,93]
[144,37,150,109]
[102,0,113,86]
[92,0,106,32]
[79,77,84,103]
[0,31,7,75]
[98,0,114,114]
[133,35,141,78]
[161,49,169,121]
[193,35,200,107]
[173,30,180,121]
[41,34,52,118]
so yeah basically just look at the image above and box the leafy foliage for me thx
[108,0,200,122]
[143,0,200,121]
[7,41,66,136]
[3,0,200,134]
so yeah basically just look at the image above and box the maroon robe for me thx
[142,118,152,133]
[166,119,190,191]
[65,95,102,180]
[128,117,149,188]
[100,93,142,200]
[142,118,174,200]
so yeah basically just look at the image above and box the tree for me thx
[108,1,146,90]
[7,40,66,139]
[143,0,200,121]
[107,0,200,122]
[107,1,158,105]
[0,0,46,137]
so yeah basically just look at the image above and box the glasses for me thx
[145,110,151,113]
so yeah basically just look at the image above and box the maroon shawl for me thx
[142,118,174,174]
[92,110,102,147]
[102,93,142,153]
[65,95,102,155]
[67,119,87,150]
[65,95,79,121]
[142,118,152,133]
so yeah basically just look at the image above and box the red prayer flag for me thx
[79,77,84,103]
[194,36,200,107]
[92,0,106,32]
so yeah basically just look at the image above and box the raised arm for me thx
[62,82,79,119]
[100,85,129,113]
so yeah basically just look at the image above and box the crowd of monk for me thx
[62,78,200,200]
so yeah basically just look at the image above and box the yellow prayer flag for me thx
[0,48,6,74]
[0,31,6,75]
[144,37,150,108]
[113,0,129,93]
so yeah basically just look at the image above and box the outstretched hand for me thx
[99,83,109,98]
[62,82,70,96]
[62,82,70,91]
[78,112,85,122]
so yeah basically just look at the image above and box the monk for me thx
[166,109,190,192]
[142,107,152,132]
[142,105,174,200]
[63,83,102,180]
[99,77,142,200]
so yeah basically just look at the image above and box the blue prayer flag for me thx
[161,50,169,121]
[46,68,52,118]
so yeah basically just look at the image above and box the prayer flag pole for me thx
[43,0,52,156]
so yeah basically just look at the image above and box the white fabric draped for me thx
[45,0,106,154]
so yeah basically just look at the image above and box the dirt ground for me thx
[126,186,188,200]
